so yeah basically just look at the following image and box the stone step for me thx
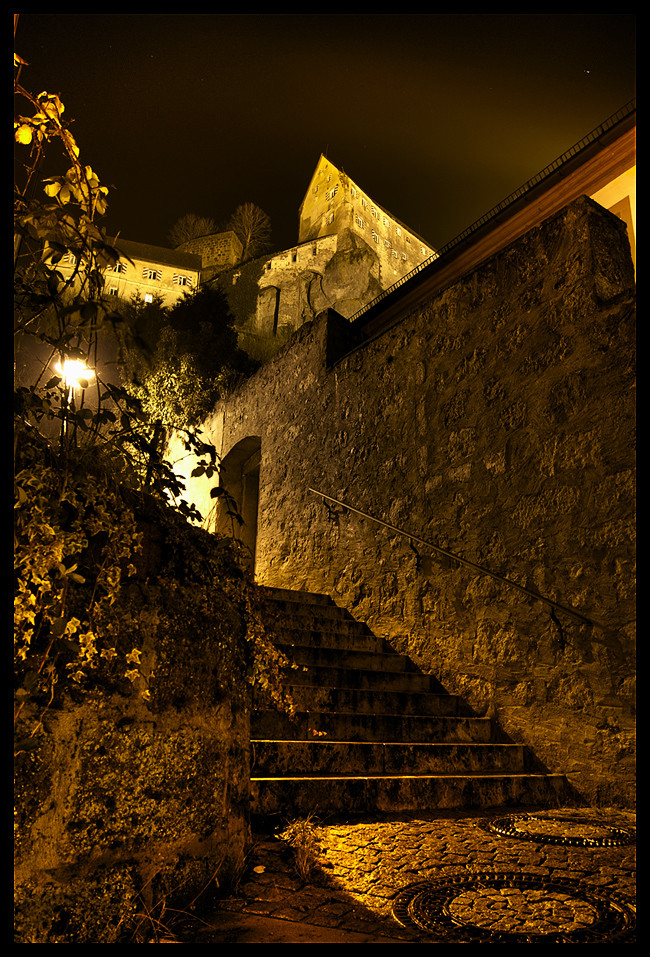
[252,586,570,818]
[251,740,525,777]
[276,643,421,674]
[250,772,570,817]
[259,586,335,607]
[264,684,465,717]
[285,663,442,694]
[260,589,347,620]
[273,624,390,654]
[251,709,493,743]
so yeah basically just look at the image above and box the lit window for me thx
[144,293,153,303]
[143,267,162,281]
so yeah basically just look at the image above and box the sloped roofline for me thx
[343,99,636,340]
[108,236,202,270]
[298,153,434,250]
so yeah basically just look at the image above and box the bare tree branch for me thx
[167,213,217,248]
[227,202,272,262]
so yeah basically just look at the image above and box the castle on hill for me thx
[180,154,437,360]
[58,135,635,364]
[83,156,438,362]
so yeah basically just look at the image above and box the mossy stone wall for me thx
[14,506,251,944]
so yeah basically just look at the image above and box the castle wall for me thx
[180,196,636,806]
[218,230,384,362]
[178,230,243,278]
[299,154,436,289]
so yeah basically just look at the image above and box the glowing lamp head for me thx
[55,359,95,390]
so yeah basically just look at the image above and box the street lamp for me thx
[54,359,95,392]
[55,359,95,444]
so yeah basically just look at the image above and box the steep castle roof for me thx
[299,153,434,251]
[108,236,202,271]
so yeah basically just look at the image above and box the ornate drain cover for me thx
[482,813,635,847]
[392,873,636,942]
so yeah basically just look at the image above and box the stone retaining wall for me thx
[14,509,251,944]
[181,196,636,807]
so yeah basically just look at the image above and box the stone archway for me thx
[215,436,261,573]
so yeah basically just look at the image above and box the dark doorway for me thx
[214,436,261,573]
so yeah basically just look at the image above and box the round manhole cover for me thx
[392,873,636,942]
[482,814,635,847]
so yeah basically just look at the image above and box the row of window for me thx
[353,216,426,259]
[315,181,428,256]
[61,253,195,286]
[141,266,193,286]
[114,264,194,285]
[264,243,322,270]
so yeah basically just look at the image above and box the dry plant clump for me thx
[278,815,330,884]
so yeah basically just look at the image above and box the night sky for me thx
[14,13,636,255]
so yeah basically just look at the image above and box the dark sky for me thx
[14,13,636,254]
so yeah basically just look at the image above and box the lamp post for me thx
[55,359,95,445]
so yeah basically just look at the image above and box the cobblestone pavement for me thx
[194,806,636,943]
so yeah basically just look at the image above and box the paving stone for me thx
[194,807,636,942]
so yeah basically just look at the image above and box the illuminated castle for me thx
[208,154,437,361]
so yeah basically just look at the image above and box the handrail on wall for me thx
[308,488,595,627]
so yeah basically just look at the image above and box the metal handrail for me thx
[308,488,595,627]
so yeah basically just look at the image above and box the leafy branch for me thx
[13,53,291,743]
[13,61,235,725]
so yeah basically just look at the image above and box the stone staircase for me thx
[250,587,568,818]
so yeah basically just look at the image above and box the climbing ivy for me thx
[13,53,291,748]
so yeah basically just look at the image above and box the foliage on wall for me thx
[118,286,259,432]
[13,54,291,752]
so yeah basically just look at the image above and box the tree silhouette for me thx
[227,202,272,261]
[167,213,217,248]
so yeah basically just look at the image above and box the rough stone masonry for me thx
[178,196,636,807]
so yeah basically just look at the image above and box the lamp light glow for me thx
[55,359,95,390]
